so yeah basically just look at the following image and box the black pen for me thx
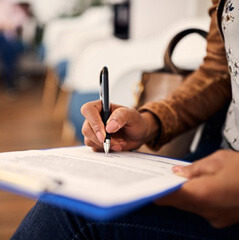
[100,66,110,155]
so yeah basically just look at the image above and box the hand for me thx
[81,100,159,152]
[156,150,239,228]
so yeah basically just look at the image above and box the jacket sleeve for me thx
[138,0,232,149]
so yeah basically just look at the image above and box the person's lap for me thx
[11,200,239,240]
[11,146,239,240]
[12,104,233,240]
[0,32,24,89]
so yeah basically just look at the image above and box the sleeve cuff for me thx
[138,101,178,150]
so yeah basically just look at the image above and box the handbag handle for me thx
[163,28,208,75]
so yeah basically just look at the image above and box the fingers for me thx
[81,101,131,141]
[84,137,103,151]
[82,120,102,148]
[81,100,105,143]
[157,150,239,228]
[157,177,239,229]
[156,176,218,214]
[82,119,127,151]
[172,151,223,179]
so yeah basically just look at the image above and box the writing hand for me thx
[81,100,159,152]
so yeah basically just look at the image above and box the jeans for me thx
[11,201,239,240]
[0,33,24,89]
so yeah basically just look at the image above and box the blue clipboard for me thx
[0,179,183,221]
[0,147,188,221]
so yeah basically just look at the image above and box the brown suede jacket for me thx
[139,0,231,149]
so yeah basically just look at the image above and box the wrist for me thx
[141,111,161,143]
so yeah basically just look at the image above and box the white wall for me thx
[130,0,211,39]
[196,0,211,17]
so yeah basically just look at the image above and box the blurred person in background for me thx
[0,0,36,96]
[30,0,93,25]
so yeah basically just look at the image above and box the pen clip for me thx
[99,70,103,101]
[99,67,109,109]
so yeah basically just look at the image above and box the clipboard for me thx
[0,146,188,220]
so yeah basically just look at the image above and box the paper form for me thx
[0,146,189,207]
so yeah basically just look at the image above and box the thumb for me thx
[106,107,139,133]
[173,153,222,179]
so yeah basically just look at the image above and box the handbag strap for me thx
[163,28,208,75]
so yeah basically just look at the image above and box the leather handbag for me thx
[135,28,208,159]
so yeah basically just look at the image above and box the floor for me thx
[0,76,78,239]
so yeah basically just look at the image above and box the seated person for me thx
[11,0,239,239]
[0,0,35,92]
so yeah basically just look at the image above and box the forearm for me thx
[139,0,231,150]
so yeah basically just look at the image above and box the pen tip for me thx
[104,140,110,156]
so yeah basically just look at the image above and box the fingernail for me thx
[96,131,105,143]
[172,165,185,176]
[106,120,119,133]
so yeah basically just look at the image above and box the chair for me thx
[41,5,113,118]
